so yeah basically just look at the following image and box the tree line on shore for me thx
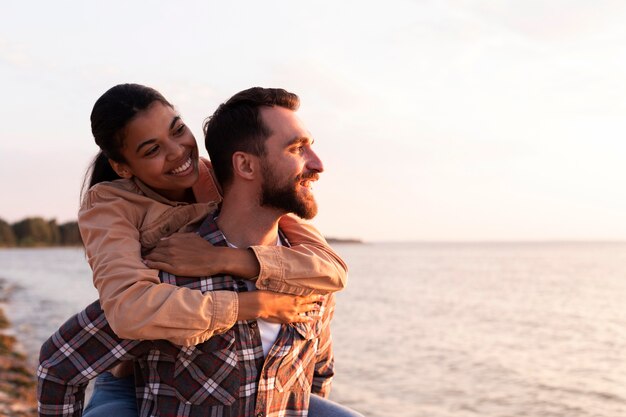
[0,217,81,247]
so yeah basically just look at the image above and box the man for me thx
[38,88,362,417]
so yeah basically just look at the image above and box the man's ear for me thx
[231,152,257,181]
[108,159,133,179]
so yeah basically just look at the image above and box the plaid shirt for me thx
[38,214,335,417]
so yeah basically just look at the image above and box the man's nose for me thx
[306,149,324,173]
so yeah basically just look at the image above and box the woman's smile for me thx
[168,156,194,176]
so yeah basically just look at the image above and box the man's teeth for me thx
[171,158,192,174]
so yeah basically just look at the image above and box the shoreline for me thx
[0,278,37,417]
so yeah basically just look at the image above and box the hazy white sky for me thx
[2,0,626,242]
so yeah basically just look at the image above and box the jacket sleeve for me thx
[311,293,335,397]
[79,186,238,347]
[37,301,145,417]
[250,214,348,295]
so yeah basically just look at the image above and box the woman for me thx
[76,84,359,416]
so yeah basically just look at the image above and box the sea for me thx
[0,242,625,417]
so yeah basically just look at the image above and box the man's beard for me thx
[260,163,318,220]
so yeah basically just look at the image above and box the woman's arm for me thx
[80,183,324,345]
[143,233,262,278]
[79,185,237,346]
[254,213,348,295]
[144,214,348,295]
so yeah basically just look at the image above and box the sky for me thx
[1,0,626,242]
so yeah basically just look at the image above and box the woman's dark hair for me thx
[203,87,299,189]
[81,84,172,198]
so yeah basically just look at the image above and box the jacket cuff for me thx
[209,290,239,334]
[249,246,319,296]
[249,245,284,287]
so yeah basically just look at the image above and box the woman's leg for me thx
[83,372,138,417]
[308,394,365,417]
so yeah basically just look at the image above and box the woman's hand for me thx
[237,291,324,323]
[143,232,260,277]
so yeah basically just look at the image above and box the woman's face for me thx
[112,101,200,201]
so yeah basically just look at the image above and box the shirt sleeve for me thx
[250,214,348,295]
[79,186,238,346]
[37,301,146,417]
[311,293,336,397]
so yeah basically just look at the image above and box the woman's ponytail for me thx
[80,150,122,201]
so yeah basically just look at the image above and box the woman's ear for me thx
[108,159,133,179]
[231,152,257,181]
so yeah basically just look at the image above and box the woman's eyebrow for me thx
[169,115,181,129]
[136,139,157,153]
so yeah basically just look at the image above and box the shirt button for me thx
[256,413,264,417]
[249,322,258,329]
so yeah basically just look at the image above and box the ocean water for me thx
[1,243,626,417]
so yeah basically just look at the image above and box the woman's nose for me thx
[166,140,186,160]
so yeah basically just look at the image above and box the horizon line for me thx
[333,239,626,244]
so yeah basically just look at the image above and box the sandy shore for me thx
[0,278,37,417]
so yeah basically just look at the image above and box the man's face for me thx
[258,106,324,219]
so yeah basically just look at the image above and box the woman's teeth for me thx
[170,158,192,174]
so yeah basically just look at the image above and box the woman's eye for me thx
[174,124,186,136]
[145,146,159,156]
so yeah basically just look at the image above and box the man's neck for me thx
[216,191,283,248]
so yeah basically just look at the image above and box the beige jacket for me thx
[79,159,347,346]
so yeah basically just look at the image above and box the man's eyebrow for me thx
[286,136,313,147]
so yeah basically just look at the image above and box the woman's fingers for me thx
[299,303,321,314]
[290,314,316,323]
[297,294,325,305]
[143,246,170,262]
[258,292,326,324]
[292,296,324,322]
[142,259,173,272]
